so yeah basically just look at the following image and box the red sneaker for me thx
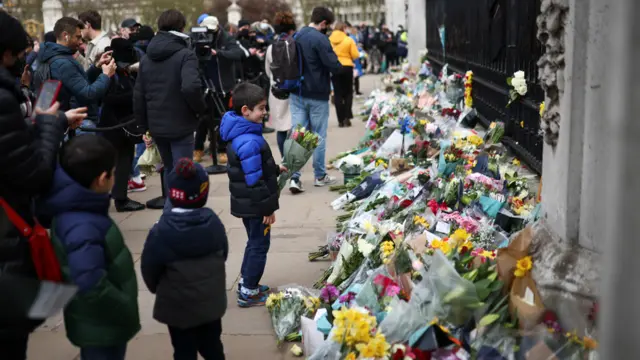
[127,179,147,193]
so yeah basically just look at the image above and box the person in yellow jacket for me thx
[329,22,359,127]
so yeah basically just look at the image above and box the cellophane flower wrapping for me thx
[379,296,431,344]
[278,126,322,191]
[266,286,319,343]
[416,250,481,327]
[354,266,395,315]
[136,144,162,177]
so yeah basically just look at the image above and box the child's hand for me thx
[263,213,276,225]
[279,165,288,173]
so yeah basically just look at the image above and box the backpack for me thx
[269,33,303,100]
[32,55,70,109]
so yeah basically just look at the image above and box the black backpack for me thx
[269,33,303,100]
[32,55,70,109]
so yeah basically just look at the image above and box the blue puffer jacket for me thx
[220,111,280,218]
[37,42,111,120]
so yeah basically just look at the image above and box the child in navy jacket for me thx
[220,82,286,307]
[141,158,228,359]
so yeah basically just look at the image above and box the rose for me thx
[513,70,525,79]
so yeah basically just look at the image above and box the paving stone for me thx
[27,331,78,360]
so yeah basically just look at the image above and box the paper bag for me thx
[509,275,545,329]
[525,341,559,360]
[301,316,324,357]
[391,158,410,173]
[496,226,534,290]
[407,232,428,254]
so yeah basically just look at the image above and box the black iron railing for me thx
[425,0,544,174]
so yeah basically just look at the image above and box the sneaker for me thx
[127,179,147,192]
[236,284,271,296]
[262,126,275,134]
[314,174,337,187]
[289,178,305,194]
[140,174,147,180]
[344,119,352,127]
[237,291,268,308]
[194,150,204,162]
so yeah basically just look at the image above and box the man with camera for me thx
[134,9,205,211]
[193,15,247,164]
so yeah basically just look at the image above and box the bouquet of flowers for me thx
[278,125,322,191]
[266,287,320,343]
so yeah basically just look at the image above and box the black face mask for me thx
[238,29,250,38]
[8,57,26,78]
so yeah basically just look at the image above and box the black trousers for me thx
[106,134,134,202]
[331,66,354,124]
[168,319,225,360]
[195,93,232,154]
[354,76,360,94]
[0,334,29,360]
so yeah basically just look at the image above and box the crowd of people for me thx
[0,5,408,360]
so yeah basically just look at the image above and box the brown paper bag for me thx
[496,226,534,289]
[406,232,428,254]
[509,275,545,329]
[525,341,559,360]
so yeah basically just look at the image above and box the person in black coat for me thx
[133,9,206,212]
[101,38,146,213]
[0,12,87,359]
[141,158,228,360]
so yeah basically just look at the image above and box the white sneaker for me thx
[314,175,337,187]
[289,178,305,194]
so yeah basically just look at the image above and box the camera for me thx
[190,26,214,62]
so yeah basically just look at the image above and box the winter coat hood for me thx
[146,31,190,62]
[37,42,74,63]
[220,111,263,143]
[40,166,111,218]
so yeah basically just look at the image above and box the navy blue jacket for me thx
[38,167,115,293]
[37,42,111,120]
[141,208,228,328]
[295,27,342,101]
[220,111,280,218]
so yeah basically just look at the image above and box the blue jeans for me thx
[131,142,146,177]
[276,130,288,159]
[240,217,271,289]
[289,94,329,180]
[74,119,97,136]
[80,344,127,360]
[155,134,195,211]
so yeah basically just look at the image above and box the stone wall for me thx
[406,0,426,67]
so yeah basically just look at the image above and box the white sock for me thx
[241,286,258,296]
[133,175,142,183]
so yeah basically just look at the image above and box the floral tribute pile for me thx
[268,62,598,359]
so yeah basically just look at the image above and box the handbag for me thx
[0,198,63,282]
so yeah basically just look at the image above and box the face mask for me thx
[260,23,269,31]
[7,56,26,78]
[238,29,249,38]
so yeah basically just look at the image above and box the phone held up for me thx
[32,80,62,121]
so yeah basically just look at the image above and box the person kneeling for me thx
[141,158,228,360]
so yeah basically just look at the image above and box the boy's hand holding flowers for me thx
[279,165,288,173]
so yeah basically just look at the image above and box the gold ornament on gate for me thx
[23,19,44,38]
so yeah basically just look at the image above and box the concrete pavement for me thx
[27,75,382,360]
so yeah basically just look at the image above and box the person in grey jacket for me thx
[141,158,228,360]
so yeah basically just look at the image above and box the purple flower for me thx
[320,284,339,303]
[338,291,356,304]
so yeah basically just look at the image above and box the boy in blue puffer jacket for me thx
[220,82,287,307]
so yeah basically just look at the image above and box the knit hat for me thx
[167,158,210,209]
[238,19,251,29]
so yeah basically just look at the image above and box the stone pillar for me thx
[406,0,426,67]
[600,0,640,357]
[227,0,241,26]
[540,0,589,245]
[42,0,63,33]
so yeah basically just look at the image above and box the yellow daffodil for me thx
[266,292,283,309]
[520,121,524,128]
[355,333,390,358]
[332,307,376,346]
[362,220,376,234]
[459,240,474,252]
[344,352,357,360]
[375,159,388,168]
[413,215,430,229]
[419,119,427,125]
[481,250,496,259]
[514,256,533,277]
[451,228,470,242]
[512,158,521,166]
[539,101,545,117]
[468,134,483,146]
[440,241,452,255]
[430,239,442,250]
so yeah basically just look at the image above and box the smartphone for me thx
[33,80,62,116]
